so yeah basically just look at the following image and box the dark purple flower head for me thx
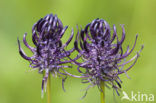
[73,18,144,95]
[18,14,74,93]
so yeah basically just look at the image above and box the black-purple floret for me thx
[73,18,143,95]
[18,14,74,93]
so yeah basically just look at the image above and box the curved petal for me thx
[119,25,125,44]
[111,25,117,43]
[59,26,68,39]
[74,41,81,52]
[117,34,138,61]
[83,41,89,52]
[17,38,32,61]
[52,15,58,29]
[58,19,63,29]
[32,30,38,46]
[61,69,89,78]
[118,53,139,74]
[62,28,74,48]
[23,33,35,52]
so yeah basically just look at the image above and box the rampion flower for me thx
[17,14,74,93]
[72,18,144,95]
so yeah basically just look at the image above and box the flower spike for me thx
[18,14,75,95]
[71,18,143,96]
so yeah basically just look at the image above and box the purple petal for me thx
[23,33,35,52]
[17,38,32,60]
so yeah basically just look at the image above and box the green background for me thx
[0,0,155,103]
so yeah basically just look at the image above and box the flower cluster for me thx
[18,14,74,93]
[18,14,143,97]
[73,18,143,95]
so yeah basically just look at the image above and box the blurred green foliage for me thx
[0,0,156,103]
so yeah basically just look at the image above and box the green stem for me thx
[47,74,51,103]
[100,81,105,103]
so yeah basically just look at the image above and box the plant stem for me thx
[100,81,105,103]
[47,74,51,103]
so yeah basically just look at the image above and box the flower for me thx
[73,18,144,95]
[17,14,74,93]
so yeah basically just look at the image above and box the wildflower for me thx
[17,14,74,93]
[72,18,144,96]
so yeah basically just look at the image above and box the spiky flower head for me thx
[73,18,143,95]
[18,14,74,93]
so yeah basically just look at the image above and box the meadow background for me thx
[0,0,156,103]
